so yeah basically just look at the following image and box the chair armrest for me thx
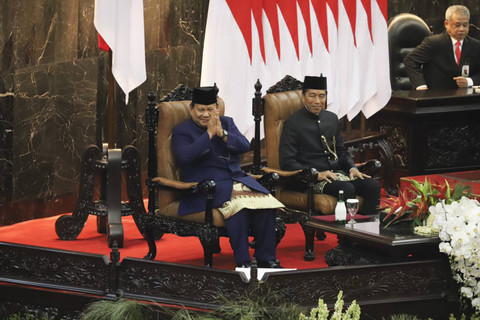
[151,177,216,197]
[191,179,216,198]
[261,167,303,177]
[255,172,279,191]
[355,159,381,178]
[192,179,216,225]
[151,177,216,225]
[262,167,318,184]
[262,167,318,218]
[294,168,319,184]
[151,177,197,189]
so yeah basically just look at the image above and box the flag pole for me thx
[105,49,123,250]
[107,50,116,148]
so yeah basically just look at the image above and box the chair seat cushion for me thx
[157,201,226,227]
[278,191,363,215]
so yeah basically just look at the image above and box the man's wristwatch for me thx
[222,129,228,138]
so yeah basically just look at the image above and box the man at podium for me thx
[404,5,480,90]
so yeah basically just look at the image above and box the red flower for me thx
[380,178,471,227]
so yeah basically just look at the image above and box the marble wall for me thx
[0,0,208,225]
[0,0,478,225]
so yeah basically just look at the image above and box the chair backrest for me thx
[388,13,431,90]
[155,98,225,209]
[263,90,303,170]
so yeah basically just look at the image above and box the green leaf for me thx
[445,180,451,200]
[451,182,472,201]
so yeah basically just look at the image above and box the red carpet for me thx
[0,214,337,270]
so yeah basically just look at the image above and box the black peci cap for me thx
[192,86,218,105]
[303,74,327,90]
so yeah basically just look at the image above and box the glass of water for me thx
[346,199,359,224]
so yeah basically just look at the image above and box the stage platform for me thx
[0,213,460,319]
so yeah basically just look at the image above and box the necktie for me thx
[455,41,461,67]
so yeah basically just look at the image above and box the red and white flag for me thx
[94,0,147,104]
[324,0,339,114]
[336,0,360,118]
[347,0,377,120]
[363,0,391,118]
[201,0,390,138]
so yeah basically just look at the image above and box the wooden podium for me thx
[370,88,480,187]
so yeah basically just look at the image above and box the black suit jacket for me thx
[404,32,480,90]
[279,107,355,174]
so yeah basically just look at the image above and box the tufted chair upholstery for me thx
[388,13,431,90]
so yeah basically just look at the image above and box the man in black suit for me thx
[279,75,381,215]
[404,5,480,90]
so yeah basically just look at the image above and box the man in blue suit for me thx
[172,86,284,268]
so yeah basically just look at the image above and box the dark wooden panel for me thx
[0,241,461,319]
[370,89,480,187]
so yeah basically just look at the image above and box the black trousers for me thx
[322,178,381,215]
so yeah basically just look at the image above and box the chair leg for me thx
[275,216,286,245]
[302,224,316,261]
[97,216,107,234]
[122,145,165,240]
[199,236,217,268]
[139,212,161,260]
[213,238,221,254]
[315,230,326,241]
[143,227,157,260]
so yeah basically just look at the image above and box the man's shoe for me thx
[236,261,251,268]
[257,259,283,268]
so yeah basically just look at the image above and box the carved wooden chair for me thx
[259,76,394,260]
[143,86,281,268]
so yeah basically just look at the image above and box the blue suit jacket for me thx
[172,116,269,215]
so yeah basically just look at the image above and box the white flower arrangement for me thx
[430,196,480,313]
[299,291,361,320]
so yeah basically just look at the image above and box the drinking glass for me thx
[346,199,359,224]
